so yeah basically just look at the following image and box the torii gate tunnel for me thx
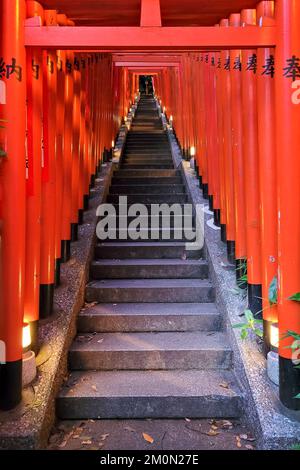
[0,0,299,412]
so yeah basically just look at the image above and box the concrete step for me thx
[90,259,208,279]
[57,370,242,419]
[68,331,232,371]
[106,194,188,204]
[109,184,185,194]
[95,242,203,259]
[114,169,180,177]
[77,302,221,333]
[85,279,215,303]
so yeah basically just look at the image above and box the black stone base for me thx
[39,283,54,319]
[0,360,22,410]
[263,319,273,357]
[83,194,89,211]
[71,223,78,242]
[214,209,221,227]
[248,283,263,318]
[220,224,227,243]
[279,356,300,410]
[90,174,96,189]
[236,258,247,290]
[61,239,71,263]
[227,240,236,265]
[208,195,214,212]
[55,258,61,287]
[202,183,209,199]
[78,209,84,226]
[29,320,39,355]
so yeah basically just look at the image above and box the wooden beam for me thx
[25,26,276,50]
[140,0,162,27]
[114,62,179,66]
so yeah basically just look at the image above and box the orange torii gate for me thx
[0,0,299,414]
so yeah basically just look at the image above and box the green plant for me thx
[268,275,278,305]
[233,309,263,340]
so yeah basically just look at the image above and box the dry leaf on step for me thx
[143,433,154,444]
[100,434,109,441]
[236,436,242,448]
[206,429,219,436]
[219,382,229,389]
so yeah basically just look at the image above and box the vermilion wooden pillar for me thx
[70,55,81,242]
[24,45,42,351]
[0,0,26,410]
[60,51,74,261]
[276,0,300,410]
[229,13,247,286]
[241,9,262,317]
[256,1,277,354]
[220,19,236,263]
[39,49,57,318]
[55,49,66,284]
[78,54,87,224]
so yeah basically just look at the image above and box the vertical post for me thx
[70,54,81,242]
[220,19,236,263]
[229,13,247,286]
[276,0,300,410]
[0,0,26,410]
[256,1,277,354]
[61,51,73,261]
[39,49,57,318]
[24,45,43,351]
[55,49,66,285]
[241,9,262,317]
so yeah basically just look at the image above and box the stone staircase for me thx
[57,95,243,420]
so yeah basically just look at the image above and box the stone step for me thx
[77,302,221,333]
[114,169,180,177]
[109,184,185,194]
[90,259,208,279]
[68,331,232,371]
[96,228,197,243]
[111,176,182,185]
[121,163,174,169]
[85,279,215,303]
[106,194,188,204]
[56,370,242,419]
[95,242,203,259]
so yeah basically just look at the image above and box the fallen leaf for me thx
[219,382,229,389]
[206,430,219,436]
[143,433,154,444]
[240,434,248,440]
[245,444,255,450]
[236,436,242,448]
[97,339,104,344]
[185,418,191,422]
[91,385,98,392]
[58,440,68,448]
[100,434,109,441]
[82,440,92,445]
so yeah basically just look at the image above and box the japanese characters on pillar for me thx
[276,0,300,410]
[0,0,26,410]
